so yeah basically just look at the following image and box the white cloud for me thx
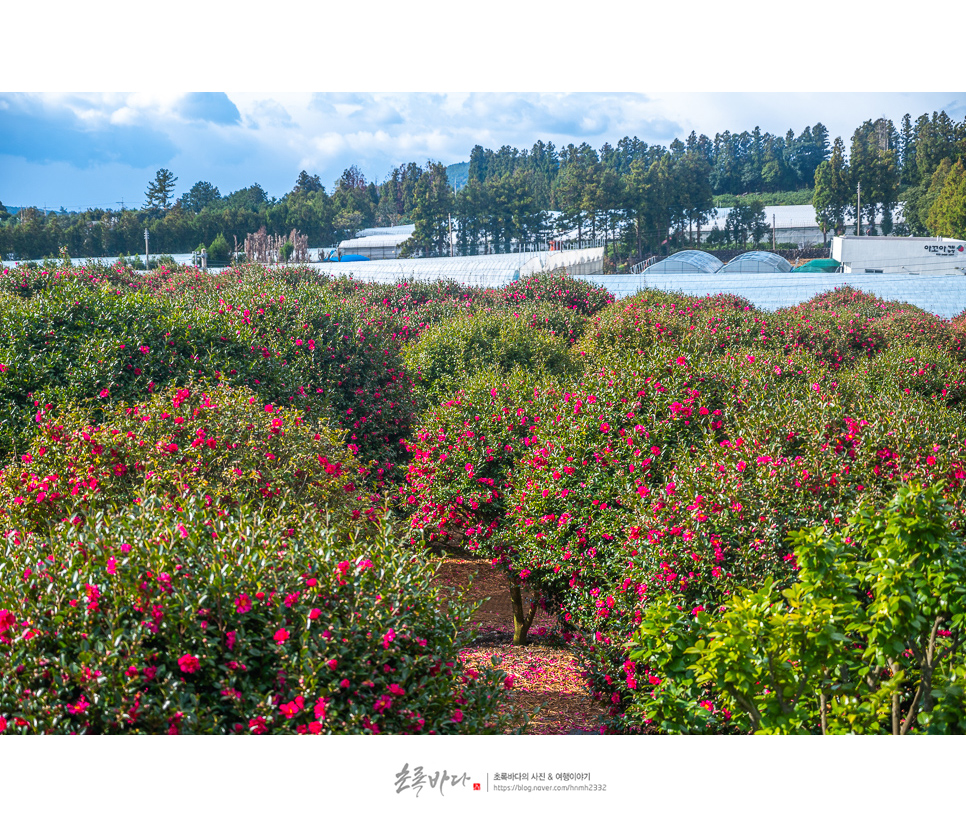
[3,90,963,209]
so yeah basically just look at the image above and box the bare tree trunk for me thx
[509,575,538,646]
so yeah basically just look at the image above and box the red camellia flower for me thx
[274,629,290,644]
[178,654,200,674]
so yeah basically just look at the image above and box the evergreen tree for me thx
[813,137,850,244]
[906,158,957,236]
[553,143,600,246]
[400,161,455,257]
[144,168,178,211]
[680,142,715,244]
[711,131,741,195]
[927,160,966,237]
[849,119,899,235]
[293,171,324,195]
[915,110,963,183]
[331,166,377,237]
[790,123,830,188]
[725,196,768,248]
[899,113,918,188]
[224,184,269,212]
[180,181,221,214]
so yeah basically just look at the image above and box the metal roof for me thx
[339,234,412,250]
[355,225,416,237]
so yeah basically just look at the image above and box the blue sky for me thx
[4,91,962,212]
[2,6,962,211]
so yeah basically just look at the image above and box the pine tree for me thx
[293,171,323,195]
[144,169,178,211]
[400,161,455,257]
[813,137,850,243]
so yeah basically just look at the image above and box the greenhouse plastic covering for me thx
[315,248,604,286]
[718,251,792,273]
[586,272,966,319]
[641,250,724,275]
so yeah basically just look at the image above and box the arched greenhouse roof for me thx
[642,250,724,275]
[718,251,792,273]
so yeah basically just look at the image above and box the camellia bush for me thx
[0,500,519,734]
[402,285,966,732]
[484,272,614,317]
[0,266,422,474]
[0,383,372,534]
[401,308,583,406]
[8,258,966,735]
[399,366,563,644]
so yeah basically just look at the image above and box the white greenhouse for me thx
[591,271,966,319]
[640,250,724,275]
[717,250,793,274]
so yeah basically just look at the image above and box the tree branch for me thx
[765,652,790,714]
[724,683,762,733]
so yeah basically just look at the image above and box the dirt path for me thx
[433,557,611,735]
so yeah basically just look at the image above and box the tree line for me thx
[3,110,965,264]
[813,111,966,243]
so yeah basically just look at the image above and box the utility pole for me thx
[772,214,776,251]
[144,228,150,268]
[856,182,861,237]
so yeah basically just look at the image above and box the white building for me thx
[831,236,966,274]
[335,225,416,260]
[703,203,906,248]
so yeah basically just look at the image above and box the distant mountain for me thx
[445,162,469,192]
